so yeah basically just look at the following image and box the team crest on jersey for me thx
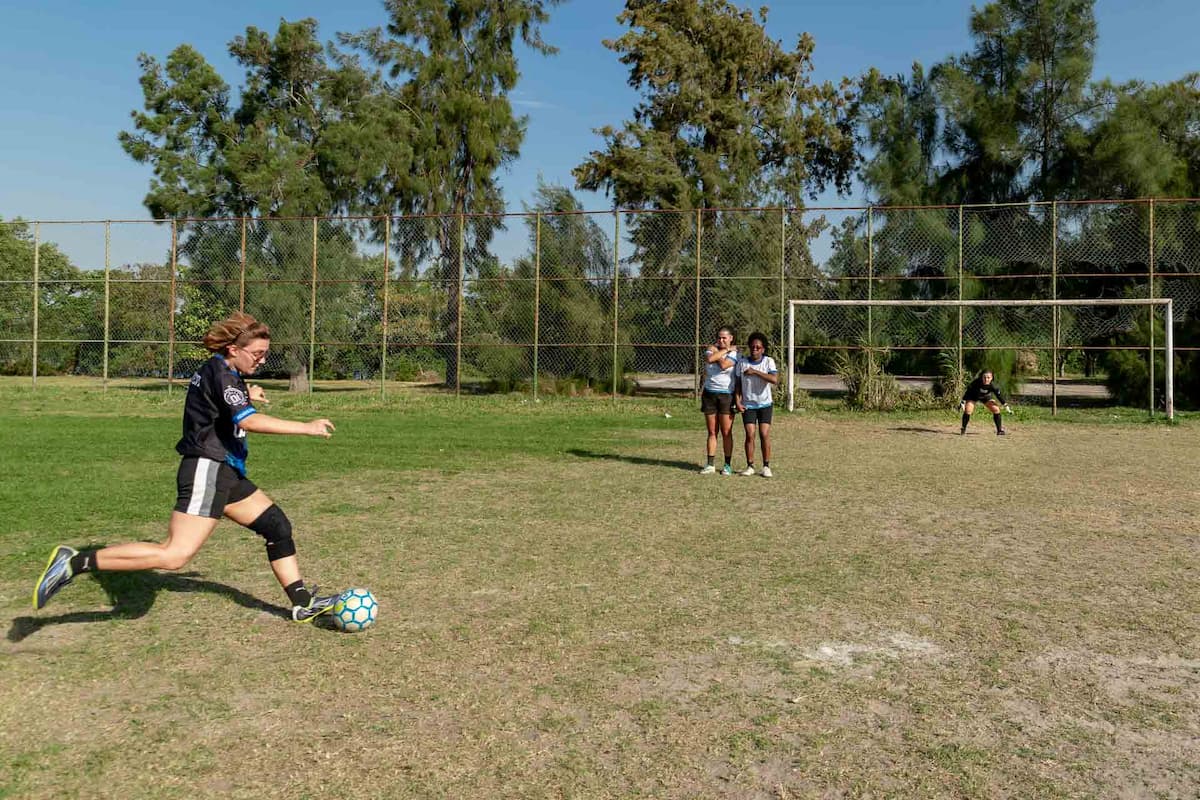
[223,387,247,406]
[190,373,202,387]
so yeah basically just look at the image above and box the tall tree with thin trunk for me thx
[573,0,857,361]
[343,0,561,387]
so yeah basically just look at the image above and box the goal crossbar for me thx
[786,298,1174,418]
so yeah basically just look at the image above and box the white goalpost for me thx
[786,298,1175,419]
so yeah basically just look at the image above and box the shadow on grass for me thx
[889,426,960,436]
[567,448,697,472]
[7,570,290,643]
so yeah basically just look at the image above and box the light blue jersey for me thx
[703,347,738,393]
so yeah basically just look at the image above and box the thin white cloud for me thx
[511,92,558,110]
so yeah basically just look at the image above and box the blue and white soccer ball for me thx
[331,588,378,632]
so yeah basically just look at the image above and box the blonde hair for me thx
[202,312,271,354]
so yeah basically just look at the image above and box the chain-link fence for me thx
[3,200,1199,402]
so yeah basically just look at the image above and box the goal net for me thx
[786,298,1175,418]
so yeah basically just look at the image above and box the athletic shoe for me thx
[721,464,733,476]
[959,426,967,435]
[32,545,77,610]
[738,466,755,476]
[292,586,339,623]
[699,464,716,475]
[996,428,1007,436]
[761,466,773,478]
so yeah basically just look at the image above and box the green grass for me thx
[1,380,1198,798]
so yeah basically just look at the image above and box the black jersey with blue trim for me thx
[175,354,258,475]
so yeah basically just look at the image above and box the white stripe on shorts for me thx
[185,458,219,516]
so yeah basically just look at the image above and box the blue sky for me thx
[1,0,1197,264]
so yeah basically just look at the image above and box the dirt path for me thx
[633,373,1111,399]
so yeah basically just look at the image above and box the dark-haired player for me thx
[735,332,778,477]
[33,312,342,622]
[959,369,1013,436]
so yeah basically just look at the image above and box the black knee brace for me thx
[248,504,296,562]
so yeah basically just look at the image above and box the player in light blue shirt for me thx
[699,326,739,474]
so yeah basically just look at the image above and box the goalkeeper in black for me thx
[959,369,1012,435]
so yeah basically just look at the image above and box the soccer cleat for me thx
[720,464,733,476]
[761,466,773,478]
[292,586,339,623]
[960,426,967,435]
[738,466,755,476]
[996,428,1007,436]
[699,464,716,474]
[32,545,78,610]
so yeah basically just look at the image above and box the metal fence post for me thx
[381,216,391,399]
[867,206,874,347]
[239,216,247,312]
[533,212,541,400]
[32,222,39,389]
[612,210,620,400]
[695,208,703,398]
[1051,202,1058,415]
[778,208,786,373]
[1165,299,1174,420]
[104,222,111,389]
[168,220,177,393]
[457,212,464,398]
[957,206,964,378]
[787,300,795,411]
[308,218,318,394]
[1148,198,1156,417]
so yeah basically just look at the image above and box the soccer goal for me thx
[786,298,1175,418]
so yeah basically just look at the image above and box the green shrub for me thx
[934,349,968,406]
[834,346,902,411]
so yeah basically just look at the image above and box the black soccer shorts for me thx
[700,390,736,416]
[741,406,774,425]
[174,457,258,519]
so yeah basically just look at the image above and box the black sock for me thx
[994,413,1003,432]
[961,412,970,429]
[285,580,311,607]
[706,455,714,467]
[763,460,769,467]
[69,551,97,574]
[724,456,731,467]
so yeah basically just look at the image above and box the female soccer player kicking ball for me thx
[33,312,343,623]
[735,332,778,477]
[960,369,1013,435]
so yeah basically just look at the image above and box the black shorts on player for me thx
[741,406,773,425]
[174,456,258,519]
[701,390,735,416]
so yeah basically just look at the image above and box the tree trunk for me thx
[289,362,309,393]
